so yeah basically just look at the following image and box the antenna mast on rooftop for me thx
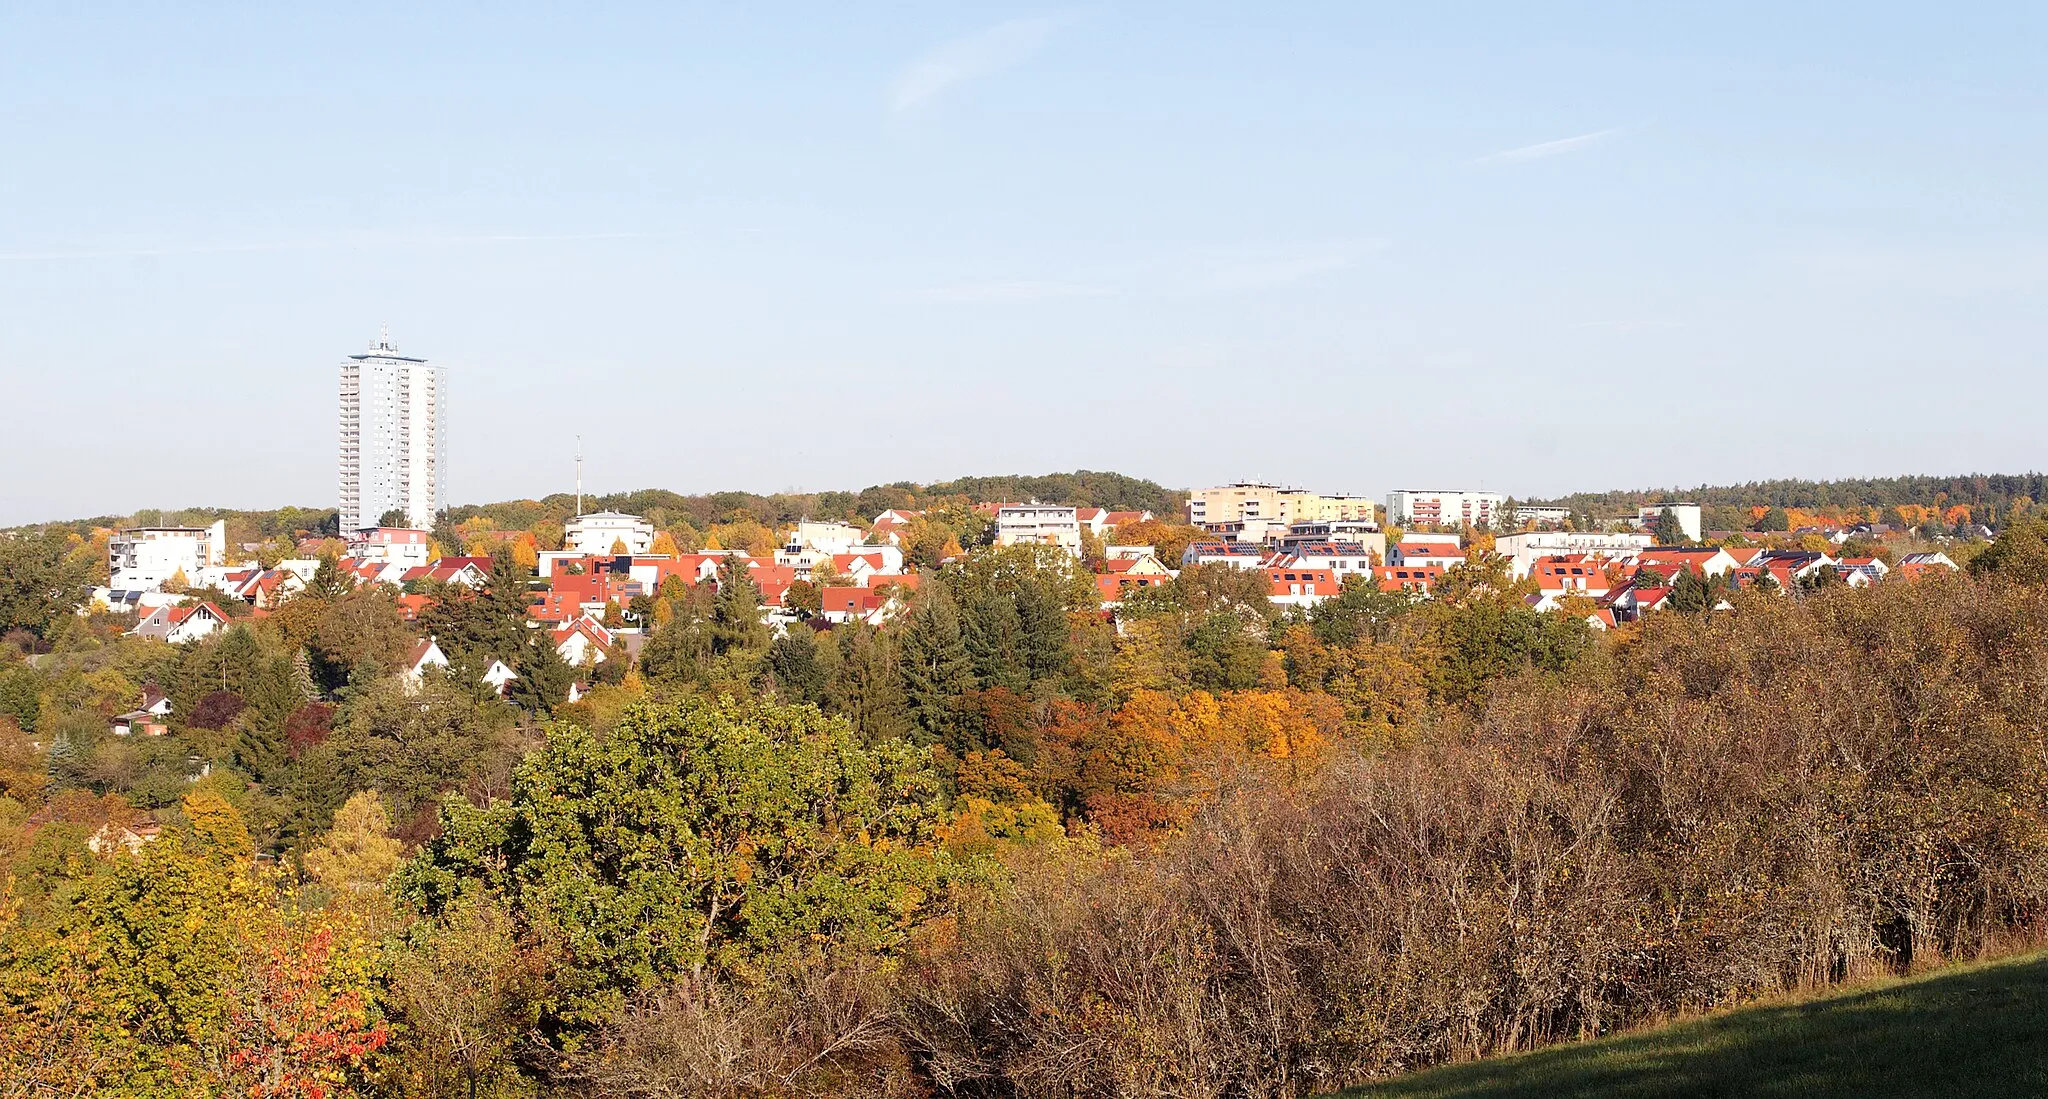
[575,436,583,517]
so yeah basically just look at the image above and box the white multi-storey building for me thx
[108,521,228,592]
[339,331,447,532]
[995,505,1082,555]
[1496,530,1655,579]
[1636,502,1704,542]
[564,511,656,555]
[1384,489,1507,530]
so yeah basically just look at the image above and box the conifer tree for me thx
[897,586,974,748]
[710,559,768,656]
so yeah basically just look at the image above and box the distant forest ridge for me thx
[21,470,2047,539]
[1541,472,2048,530]
[20,470,1186,540]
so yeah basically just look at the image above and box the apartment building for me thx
[1188,482,1376,528]
[565,511,656,555]
[995,504,1082,554]
[1383,489,1507,530]
[108,521,228,592]
[338,330,446,532]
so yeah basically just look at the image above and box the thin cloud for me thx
[923,280,1111,303]
[889,15,1071,119]
[1470,127,1624,167]
[0,231,645,262]
[1194,239,1384,293]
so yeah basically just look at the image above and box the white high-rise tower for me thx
[338,329,447,532]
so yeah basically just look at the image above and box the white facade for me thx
[108,521,227,592]
[995,505,1082,554]
[1515,505,1573,528]
[1384,490,1508,530]
[1636,502,1704,542]
[339,332,447,532]
[787,520,864,555]
[346,527,434,569]
[565,511,656,555]
[1496,531,1654,579]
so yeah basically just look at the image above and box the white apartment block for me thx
[995,505,1082,554]
[1496,530,1654,579]
[1384,490,1507,530]
[786,520,864,555]
[1514,505,1573,528]
[1636,502,1704,542]
[346,527,434,570]
[108,521,228,592]
[565,511,656,555]
[339,331,447,532]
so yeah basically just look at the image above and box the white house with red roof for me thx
[1376,564,1445,594]
[1635,547,1739,579]
[399,556,492,588]
[401,637,450,692]
[128,601,231,643]
[553,616,614,667]
[1390,541,1467,569]
[1268,567,1342,608]
[867,509,921,545]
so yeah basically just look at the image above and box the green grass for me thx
[1339,952,2048,1099]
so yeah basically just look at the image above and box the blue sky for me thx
[2,4,2043,524]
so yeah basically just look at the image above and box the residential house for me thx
[1268,567,1341,608]
[1272,541,1376,577]
[109,710,168,737]
[398,556,493,588]
[481,659,519,697]
[402,637,449,691]
[1896,551,1959,581]
[1390,541,1467,569]
[1836,556,1890,583]
[1376,564,1445,594]
[1182,541,1267,570]
[820,586,904,626]
[1635,547,1739,579]
[553,616,614,667]
[128,601,230,643]
[868,509,921,545]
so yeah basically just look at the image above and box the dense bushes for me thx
[895,574,2048,1095]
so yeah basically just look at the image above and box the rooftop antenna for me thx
[575,436,583,517]
[377,322,390,351]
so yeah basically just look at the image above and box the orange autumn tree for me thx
[1080,689,1340,842]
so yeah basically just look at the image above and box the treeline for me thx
[1546,471,2047,528]
[440,470,1182,541]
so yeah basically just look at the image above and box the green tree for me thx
[828,624,911,744]
[766,628,830,705]
[710,559,768,656]
[395,697,947,1033]
[896,586,975,748]
[1755,507,1792,533]
[1970,515,2048,586]
[0,529,93,639]
[1651,506,1686,545]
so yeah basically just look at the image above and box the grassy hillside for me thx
[1339,952,2048,1099]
